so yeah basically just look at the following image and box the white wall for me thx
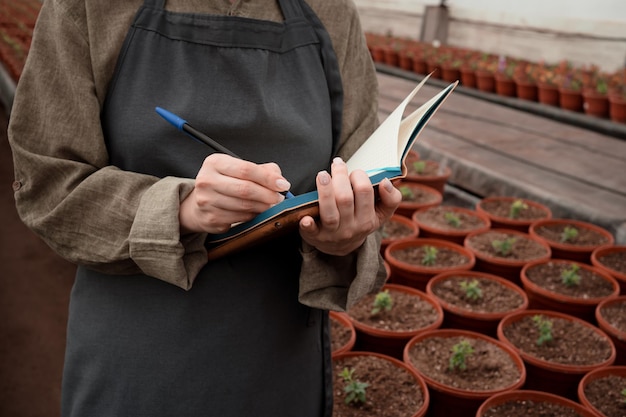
[355,0,626,71]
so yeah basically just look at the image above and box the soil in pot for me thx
[427,271,528,337]
[596,297,626,365]
[592,245,626,295]
[404,159,452,194]
[412,206,490,245]
[330,312,356,356]
[498,310,616,400]
[346,284,443,360]
[404,329,525,417]
[476,197,551,232]
[385,238,475,291]
[578,366,626,417]
[380,214,420,255]
[478,390,599,417]
[521,259,620,323]
[464,229,551,284]
[394,182,443,218]
[332,352,428,417]
[530,219,615,264]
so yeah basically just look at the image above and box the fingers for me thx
[375,178,402,221]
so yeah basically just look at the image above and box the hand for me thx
[179,153,291,234]
[299,157,402,256]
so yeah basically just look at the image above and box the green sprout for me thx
[560,226,579,243]
[444,212,461,228]
[509,199,528,219]
[371,290,393,315]
[561,263,581,287]
[340,367,369,405]
[621,388,626,404]
[421,245,439,266]
[399,186,414,200]
[491,238,516,256]
[532,315,553,346]
[412,160,426,174]
[449,339,474,371]
[460,279,483,301]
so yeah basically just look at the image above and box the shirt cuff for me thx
[298,232,386,311]
[129,176,207,290]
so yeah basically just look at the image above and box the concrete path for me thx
[375,68,626,244]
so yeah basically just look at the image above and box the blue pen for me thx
[156,106,294,199]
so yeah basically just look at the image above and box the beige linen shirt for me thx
[8,0,385,310]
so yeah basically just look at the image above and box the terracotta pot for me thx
[578,366,626,417]
[370,45,385,63]
[515,80,538,101]
[475,70,495,93]
[394,182,443,218]
[427,61,441,79]
[520,259,620,323]
[426,270,528,337]
[385,238,475,291]
[347,283,444,360]
[333,351,430,417]
[582,90,609,118]
[398,52,414,71]
[403,329,526,417]
[411,205,491,245]
[495,76,516,97]
[477,389,599,417]
[595,296,626,365]
[591,245,626,294]
[403,159,452,194]
[559,88,584,112]
[464,228,552,284]
[383,47,400,67]
[609,94,626,123]
[476,196,552,233]
[441,66,460,83]
[529,218,615,264]
[381,214,420,255]
[413,58,427,75]
[497,309,616,400]
[459,68,476,88]
[537,83,560,106]
[330,311,356,357]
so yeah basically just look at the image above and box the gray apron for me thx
[61,1,343,416]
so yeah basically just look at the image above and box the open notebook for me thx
[204,75,458,260]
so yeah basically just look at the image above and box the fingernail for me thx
[276,178,291,191]
[318,170,331,185]
[382,178,394,192]
[333,157,345,165]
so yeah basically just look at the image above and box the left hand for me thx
[299,157,402,256]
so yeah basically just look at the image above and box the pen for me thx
[156,106,294,199]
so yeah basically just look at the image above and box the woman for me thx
[8,0,401,415]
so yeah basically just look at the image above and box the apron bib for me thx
[61,1,343,416]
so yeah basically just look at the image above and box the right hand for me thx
[179,153,291,234]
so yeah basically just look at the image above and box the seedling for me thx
[508,199,528,219]
[340,367,369,405]
[371,290,393,315]
[449,339,474,371]
[621,388,626,404]
[560,226,579,243]
[412,160,426,174]
[491,237,516,256]
[399,185,414,200]
[421,245,439,266]
[460,279,482,301]
[532,315,553,346]
[561,263,581,287]
[444,212,461,228]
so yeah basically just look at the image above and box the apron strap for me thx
[143,0,165,9]
[277,0,305,20]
